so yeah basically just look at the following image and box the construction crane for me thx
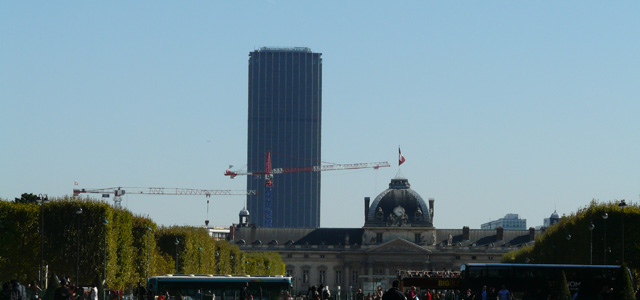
[224,151,391,227]
[73,187,256,208]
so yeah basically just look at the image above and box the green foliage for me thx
[14,193,40,204]
[245,252,285,276]
[112,209,136,289]
[1,196,286,290]
[0,201,40,282]
[615,263,635,300]
[44,273,60,300]
[554,270,570,300]
[131,217,157,282]
[504,200,639,279]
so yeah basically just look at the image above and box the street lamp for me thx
[230,255,234,274]
[588,222,595,264]
[198,246,202,273]
[146,227,153,281]
[602,212,608,264]
[102,218,108,300]
[75,207,83,287]
[174,238,180,273]
[618,200,627,263]
[36,194,48,287]
[215,251,220,274]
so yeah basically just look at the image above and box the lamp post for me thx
[618,200,627,264]
[146,227,153,281]
[215,251,220,274]
[174,238,179,273]
[602,212,608,264]
[37,194,48,287]
[198,246,202,273]
[588,222,595,264]
[75,207,83,287]
[102,218,108,300]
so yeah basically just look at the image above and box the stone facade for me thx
[230,177,538,295]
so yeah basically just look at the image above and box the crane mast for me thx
[225,151,391,227]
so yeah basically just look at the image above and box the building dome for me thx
[550,210,559,219]
[239,207,250,216]
[364,177,433,227]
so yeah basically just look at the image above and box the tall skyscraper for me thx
[247,47,322,228]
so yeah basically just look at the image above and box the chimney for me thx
[428,198,435,218]
[229,225,235,241]
[529,227,536,241]
[463,226,470,240]
[496,226,504,241]
[364,197,370,221]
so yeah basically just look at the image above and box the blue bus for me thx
[460,263,622,299]
[147,275,292,300]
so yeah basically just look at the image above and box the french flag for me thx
[399,147,406,166]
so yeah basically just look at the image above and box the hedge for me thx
[0,197,284,292]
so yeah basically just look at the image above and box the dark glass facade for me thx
[247,47,322,228]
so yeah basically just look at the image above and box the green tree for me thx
[1,196,286,290]
[14,193,40,204]
[0,201,39,282]
[554,270,570,300]
[504,200,639,281]
[615,263,635,300]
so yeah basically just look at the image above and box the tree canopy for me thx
[0,196,284,295]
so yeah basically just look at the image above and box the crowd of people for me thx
[0,278,100,300]
[400,270,461,279]
[0,280,49,300]
[0,280,41,300]
[305,284,332,300]
[380,283,640,300]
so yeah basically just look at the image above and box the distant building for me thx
[246,47,323,228]
[206,227,230,240]
[230,176,538,295]
[481,213,527,230]
[542,210,561,228]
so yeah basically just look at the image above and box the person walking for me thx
[240,283,250,300]
[2,282,12,300]
[375,286,383,300]
[136,283,147,300]
[497,285,510,300]
[28,281,42,300]
[322,286,330,300]
[382,281,406,300]
[54,280,71,300]
[9,280,23,300]
[89,286,97,300]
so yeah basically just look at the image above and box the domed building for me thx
[365,177,434,228]
[230,176,539,296]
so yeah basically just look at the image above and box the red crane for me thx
[224,151,390,227]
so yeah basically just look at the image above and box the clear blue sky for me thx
[2,1,638,229]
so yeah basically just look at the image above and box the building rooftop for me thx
[257,46,312,53]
